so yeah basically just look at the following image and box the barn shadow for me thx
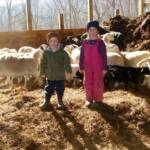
[91,102,150,150]
[51,108,99,150]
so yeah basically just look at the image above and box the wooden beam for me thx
[26,0,32,31]
[58,14,64,29]
[88,0,93,22]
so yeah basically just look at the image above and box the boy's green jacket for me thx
[40,45,72,80]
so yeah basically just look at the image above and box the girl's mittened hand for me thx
[79,69,84,73]
[103,70,107,76]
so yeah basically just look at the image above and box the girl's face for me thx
[48,37,59,49]
[88,27,98,39]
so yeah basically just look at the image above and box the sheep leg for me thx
[124,81,128,90]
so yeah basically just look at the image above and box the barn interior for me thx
[0,0,150,150]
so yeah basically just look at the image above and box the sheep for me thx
[105,43,120,53]
[142,75,150,89]
[70,64,83,87]
[107,52,125,66]
[18,46,36,53]
[123,51,150,67]
[70,47,81,64]
[39,44,48,50]
[0,48,17,54]
[64,44,78,55]
[102,33,120,53]
[136,56,150,68]
[64,44,78,63]
[64,44,80,64]
[120,51,129,56]
[71,64,79,77]
[102,32,125,50]
[105,65,150,90]
[65,35,83,46]
[0,48,43,87]
[102,33,114,43]
[137,57,150,90]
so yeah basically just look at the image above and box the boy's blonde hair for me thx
[47,31,61,43]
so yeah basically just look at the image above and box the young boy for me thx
[79,20,107,108]
[40,31,72,110]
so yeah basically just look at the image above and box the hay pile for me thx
[108,12,150,51]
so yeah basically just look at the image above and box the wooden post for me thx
[88,0,93,22]
[58,14,64,29]
[26,0,32,31]
[138,0,144,15]
[115,9,120,16]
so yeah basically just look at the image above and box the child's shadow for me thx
[52,108,99,150]
[92,103,149,150]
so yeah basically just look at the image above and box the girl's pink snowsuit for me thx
[79,39,107,102]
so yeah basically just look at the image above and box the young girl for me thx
[40,31,72,110]
[79,20,107,108]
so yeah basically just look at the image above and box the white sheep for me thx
[64,44,75,56]
[102,33,114,43]
[64,44,79,63]
[18,46,36,53]
[136,56,150,68]
[39,44,48,50]
[0,48,43,87]
[123,51,150,67]
[105,43,120,53]
[102,31,125,50]
[71,64,79,77]
[0,48,17,54]
[107,52,124,66]
[102,33,120,53]
[71,47,81,64]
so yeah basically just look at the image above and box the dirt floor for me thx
[0,78,150,150]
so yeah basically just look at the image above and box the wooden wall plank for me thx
[0,29,85,49]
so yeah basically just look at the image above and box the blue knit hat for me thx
[87,20,99,31]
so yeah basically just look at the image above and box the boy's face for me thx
[48,37,59,49]
[88,27,98,38]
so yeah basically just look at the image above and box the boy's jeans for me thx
[45,80,64,103]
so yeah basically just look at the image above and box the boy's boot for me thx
[57,95,65,110]
[40,97,52,111]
